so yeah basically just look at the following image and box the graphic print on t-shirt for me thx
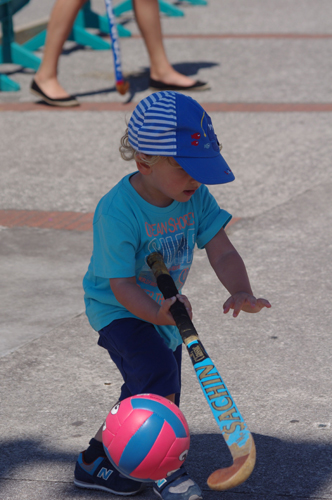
[137,211,196,304]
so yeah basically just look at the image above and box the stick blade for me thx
[207,434,256,491]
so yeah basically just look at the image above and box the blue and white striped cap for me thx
[128,91,234,185]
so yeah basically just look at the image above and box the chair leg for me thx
[0,73,20,91]
[179,0,207,4]
[10,42,41,70]
[158,0,184,16]
[112,0,133,17]
[69,25,111,50]
[21,30,47,51]
[81,2,131,36]
[113,0,184,17]
[91,13,131,37]
[0,0,39,77]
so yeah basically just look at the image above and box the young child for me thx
[74,91,271,500]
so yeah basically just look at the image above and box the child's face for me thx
[147,157,201,207]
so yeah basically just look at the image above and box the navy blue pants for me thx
[98,318,182,406]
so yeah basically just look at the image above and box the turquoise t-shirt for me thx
[83,173,232,351]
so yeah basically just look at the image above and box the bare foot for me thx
[34,75,71,99]
[150,68,196,87]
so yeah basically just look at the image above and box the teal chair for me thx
[112,0,207,18]
[114,0,183,17]
[23,0,131,53]
[0,0,41,90]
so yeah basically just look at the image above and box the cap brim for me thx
[175,153,235,185]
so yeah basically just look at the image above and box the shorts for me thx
[98,318,182,407]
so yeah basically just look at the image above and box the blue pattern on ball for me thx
[119,413,165,473]
[131,398,187,437]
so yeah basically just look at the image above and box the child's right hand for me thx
[155,294,192,325]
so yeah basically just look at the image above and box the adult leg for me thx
[132,0,197,87]
[34,0,87,99]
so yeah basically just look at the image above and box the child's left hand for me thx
[223,292,271,318]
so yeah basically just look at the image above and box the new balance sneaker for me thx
[74,452,143,495]
[153,467,202,500]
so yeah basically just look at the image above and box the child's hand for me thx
[223,292,271,318]
[155,294,193,325]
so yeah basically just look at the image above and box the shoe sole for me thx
[149,84,210,92]
[30,88,79,107]
[74,478,143,495]
[153,487,203,500]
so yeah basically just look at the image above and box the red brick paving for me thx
[1,102,332,112]
[0,210,94,231]
[0,102,136,112]
[0,209,239,231]
[150,33,332,39]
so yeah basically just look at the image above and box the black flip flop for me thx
[30,79,79,107]
[149,78,210,92]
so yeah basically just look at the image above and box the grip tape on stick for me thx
[156,273,199,343]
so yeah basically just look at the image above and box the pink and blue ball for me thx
[102,394,190,482]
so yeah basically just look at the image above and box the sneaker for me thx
[153,467,202,500]
[74,452,143,495]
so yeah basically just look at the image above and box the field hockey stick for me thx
[104,0,129,95]
[147,252,256,491]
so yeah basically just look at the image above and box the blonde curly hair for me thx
[119,128,161,166]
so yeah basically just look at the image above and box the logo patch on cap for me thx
[128,91,234,185]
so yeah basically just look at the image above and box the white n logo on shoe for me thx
[97,467,114,480]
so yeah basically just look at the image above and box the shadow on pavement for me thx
[72,61,218,102]
[188,433,332,497]
[125,61,218,101]
[1,433,331,498]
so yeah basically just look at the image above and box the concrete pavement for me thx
[1,0,332,498]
